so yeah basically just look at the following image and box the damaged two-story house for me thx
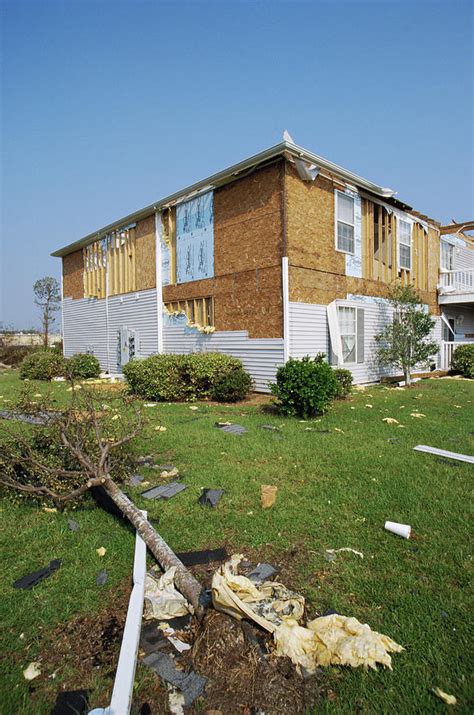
[52,137,474,391]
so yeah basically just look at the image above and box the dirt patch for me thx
[188,610,321,714]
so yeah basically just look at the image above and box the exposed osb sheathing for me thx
[135,215,156,290]
[62,250,84,299]
[285,162,440,315]
[163,161,284,338]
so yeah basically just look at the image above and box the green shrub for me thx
[123,354,188,401]
[123,352,252,402]
[334,367,353,398]
[211,366,253,402]
[451,343,474,378]
[66,353,101,379]
[19,349,66,381]
[270,354,339,418]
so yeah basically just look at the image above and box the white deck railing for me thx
[439,269,474,292]
[441,341,474,370]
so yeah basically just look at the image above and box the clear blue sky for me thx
[1,0,472,328]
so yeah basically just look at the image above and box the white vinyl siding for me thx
[398,219,412,270]
[335,191,355,254]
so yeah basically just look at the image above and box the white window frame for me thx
[335,190,355,255]
[337,305,357,364]
[398,218,412,270]
[440,241,455,271]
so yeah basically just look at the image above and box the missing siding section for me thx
[164,297,214,330]
[84,226,137,298]
[362,199,429,291]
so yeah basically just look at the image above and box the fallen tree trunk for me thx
[103,476,204,618]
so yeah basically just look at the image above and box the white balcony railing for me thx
[440,341,474,370]
[439,269,474,293]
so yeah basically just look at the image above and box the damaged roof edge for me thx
[52,140,396,257]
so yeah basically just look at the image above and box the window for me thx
[336,192,355,254]
[165,297,214,328]
[338,306,356,362]
[331,305,365,364]
[398,219,412,270]
[441,241,454,271]
[442,318,455,342]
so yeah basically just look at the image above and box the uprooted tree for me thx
[375,283,439,385]
[0,385,203,615]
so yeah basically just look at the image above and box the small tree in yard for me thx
[375,283,439,385]
[0,386,203,615]
[34,277,61,347]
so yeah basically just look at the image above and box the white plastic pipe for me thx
[385,521,411,539]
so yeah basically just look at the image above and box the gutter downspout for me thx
[155,211,164,354]
[60,275,65,355]
[282,257,290,363]
[105,262,110,373]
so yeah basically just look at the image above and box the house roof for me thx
[52,140,401,257]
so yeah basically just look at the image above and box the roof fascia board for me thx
[52,140,395,257]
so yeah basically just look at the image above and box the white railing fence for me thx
[441,341,474,370]
[439,270,474,292]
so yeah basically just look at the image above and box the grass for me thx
[0,370,473,713]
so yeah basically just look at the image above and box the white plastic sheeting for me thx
[176,191,214,284]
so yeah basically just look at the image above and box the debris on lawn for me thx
[414,445,474,465]
[216,422,247,436]
[96,570,108,586]
[141,482,187,500]
[153,463,176,472]
[13,559,61,590]
[128,474,144,487]
[261,484,278,508]
[176,547,228,567]
[198,488,224,507]
[261,424,280,431]
[325,547,364,562]
[142,651,207,706]
[365,404,373,408]
[382,417,399,424]
[273,614,404,671]
[212,554,304,629]
[67,519,80,531]
[23,661,41,680]
[159,624,192,653]
[51,689,89,715]
[154,425,167,432]
[144,567,193,620]
[385,521,411,539]
[160,467,180,480]
[410,412,426,418]
[136,455,155,467]
[189,406,199,411]
[432,687,457,705]
[248,563,278,584]
[96,547,106,557]
[333,428,344,433]
[212,555,403,673]
[43,506,57,513]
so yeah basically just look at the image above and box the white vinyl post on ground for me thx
[155,210,164,353]
[282,256,290,362]
[89,511,147,715]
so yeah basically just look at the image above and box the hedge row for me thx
[123,352,252,402]
[19,350,101,381]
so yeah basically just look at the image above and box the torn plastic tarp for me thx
[144,567,193,620]
[212,555,403,673]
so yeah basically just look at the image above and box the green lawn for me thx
[0,370,473,713]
